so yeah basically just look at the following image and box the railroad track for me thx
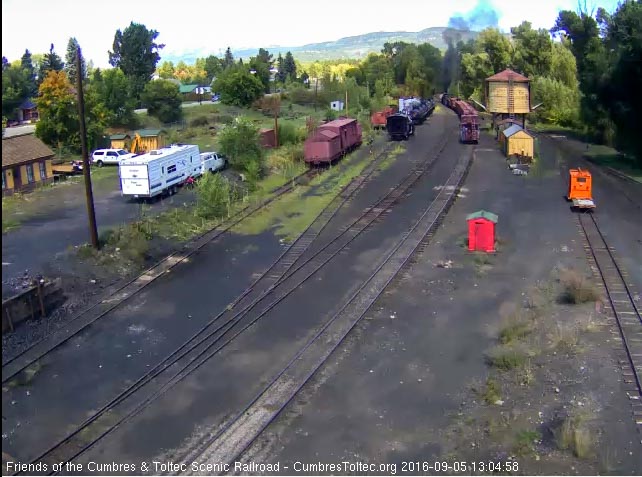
[2,141,392,383]
[179,143,474,474]
[577,212,642,429]
[15,136,451,475]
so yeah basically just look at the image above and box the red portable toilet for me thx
[466,210,498,253]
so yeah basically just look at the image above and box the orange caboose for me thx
[567,168,595,209]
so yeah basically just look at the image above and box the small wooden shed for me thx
[500,124,534,159]
[134,129,165,151]
[109,133,131,150]
[467,210,498,253]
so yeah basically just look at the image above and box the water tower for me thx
[485,69,530,129]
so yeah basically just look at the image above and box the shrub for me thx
[555,416,594,458]
[558,268,601,304]
[189,115,209,127]
[195,173,237,220]
[218,117,264,174]
[277,122,306,146]
[485,343,530,370]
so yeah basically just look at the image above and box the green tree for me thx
[283,51,297,81]
[550,42,579,88]
[100,68,137,126]
[249,48,273,93]
[64,37,86,85]
[38,44,64,85]
[109,22,164,102]
[477,28,513,74]
[204,55,222,82]
[276,53,286,82]
[217,116,264,181]
[34,70,76,148]
[213,66,264,107]
[2,63,30,117]
[600,0,642,161]
[511,22,553,77]
[157,60,175,79]
[20,49,37,96]
[141,79,182,123]
[223,47,234,68]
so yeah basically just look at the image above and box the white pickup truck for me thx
[199,152,228,175]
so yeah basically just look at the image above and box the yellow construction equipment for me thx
[130,133,145,154]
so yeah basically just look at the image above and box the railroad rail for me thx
[18,136,452,475]
[577,212,642,429]
[2,141,392,383]
[180,143,474,473]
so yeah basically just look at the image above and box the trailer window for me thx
[167,165,177,174]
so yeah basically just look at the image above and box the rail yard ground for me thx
[2,106,641,476]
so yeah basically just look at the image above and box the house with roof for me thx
[179,84,212,101]
[2,134,55,195]
[17,99,39,123]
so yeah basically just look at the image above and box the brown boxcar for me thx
[304,118,362,165]
[259,128,276,148]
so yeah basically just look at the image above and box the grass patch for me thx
[479,377,502,404]
[233,146,376,242]
[498,312,533,345]
[485,343,532,370]
[557,268,601,304]
[550,322,580,352]
[584,150,642,183]
[554,415,594,459]
[513,429,541,457]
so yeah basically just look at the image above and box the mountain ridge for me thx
[160,27,479,65]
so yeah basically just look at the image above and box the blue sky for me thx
[2,0,621,68]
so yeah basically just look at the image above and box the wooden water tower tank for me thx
[485,69,530,129]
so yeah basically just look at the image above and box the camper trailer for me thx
[119,144,201,199]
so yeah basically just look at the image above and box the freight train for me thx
[386,113,414,140]
[304,118,363,165]
[441,94,480,144]
[399,97,435,125]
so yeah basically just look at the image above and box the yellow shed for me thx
[134,129,165,152]
[501,124,534,159]
[109,133,131,150]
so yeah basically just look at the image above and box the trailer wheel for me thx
[96,160,104,167]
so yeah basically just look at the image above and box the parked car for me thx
[91,149,136,167]
[211,93,220,102]
[199,152,228,174]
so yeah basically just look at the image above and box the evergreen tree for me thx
[109,22,164,103]
[283,51,296,81]
[64,37,86,85]
[276,53,286,82]
[38,44,64,85]
[224,47,234,69]
[20,49,37,96]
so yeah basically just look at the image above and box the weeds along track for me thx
[179,142,474,473]
[577,212,642,429]
[2,143,390,383]
[17,136,450,474]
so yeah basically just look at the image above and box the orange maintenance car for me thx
[567,168,595,210]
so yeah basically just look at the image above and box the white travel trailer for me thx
[118,144,201,198]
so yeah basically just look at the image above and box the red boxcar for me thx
[304,118,362,165]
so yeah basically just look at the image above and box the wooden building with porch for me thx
[2,134,54,195]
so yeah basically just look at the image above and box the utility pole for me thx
[274,100,279,148]
[345,90,348,117]
[76,47,99,249]
[314,79,318,112]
